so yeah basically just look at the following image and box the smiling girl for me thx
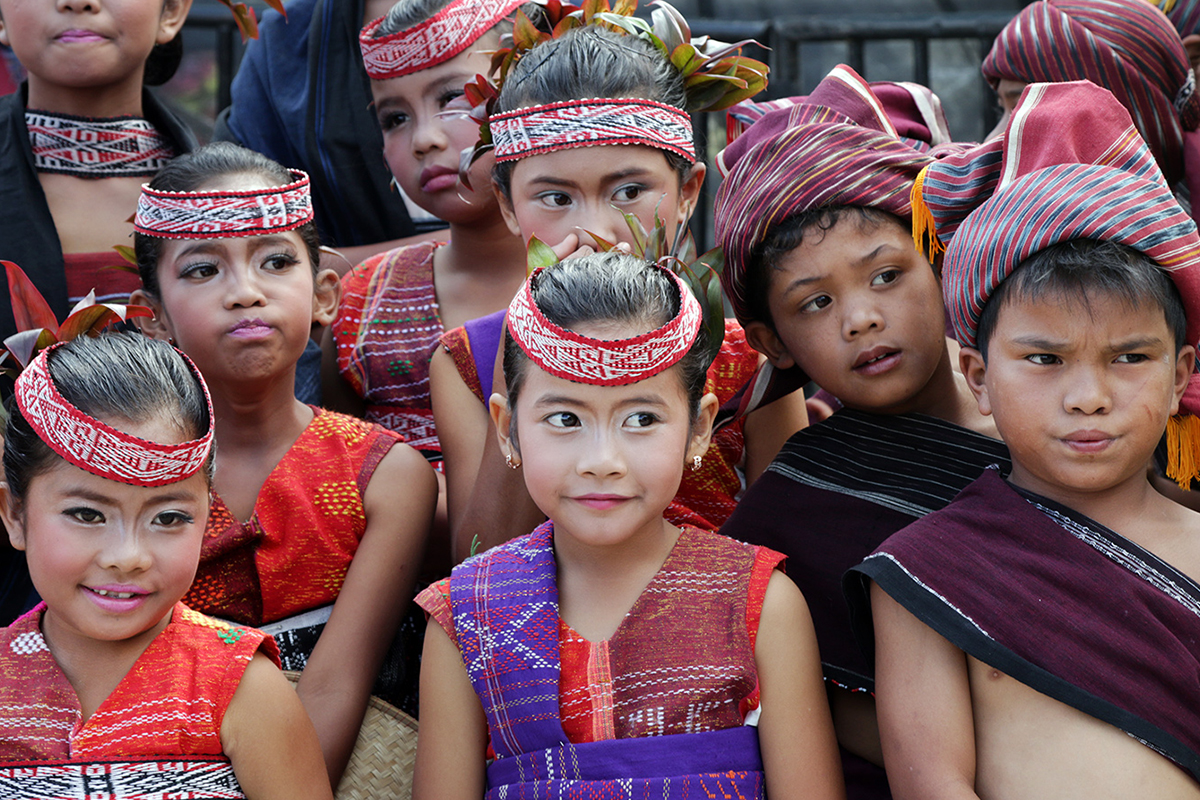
[0,332,331,800]
[0,0,195,342]
[131,142,437,787]
[413,252,843,800]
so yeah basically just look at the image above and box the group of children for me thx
[1,0,1199,798]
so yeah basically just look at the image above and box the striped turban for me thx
[1152,0,1200,37]
[923,80,1200,421]
[982,0,1199,186]
[714,65,937,325]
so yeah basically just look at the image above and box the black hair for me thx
[746,206,907,328]
[143,0,185,86]
[975,239,1189,360]
[134,142,322,297]
[4,332,214,502]
[374,0,544,38]
[503,252,710,441]
[491,25,692,199]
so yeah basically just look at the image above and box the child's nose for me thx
[577,430,626,478]
[226,269,268,308]
[412,116,448,157]
[842,298,884,339]
[1063,366,1112,414]
[99,530,152,574]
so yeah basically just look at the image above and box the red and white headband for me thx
[15,345,214,487]
[134,170,314,239]
[507,265,702,386]
[491,98,696,163]
[360,0,524,80]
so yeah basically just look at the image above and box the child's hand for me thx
[550,232,595,261]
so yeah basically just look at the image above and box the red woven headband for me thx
[507,265,702,386]
[360,0,524,80]
[15,345,214,487]
[134,170,314,239]
[491,98,696,163]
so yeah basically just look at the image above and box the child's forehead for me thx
[776,211,915,276]
[993,286,1171,338]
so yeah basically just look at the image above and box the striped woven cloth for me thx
[713,64,936,325]
[924,80,1200,416]
[982,0,1199,185]
[1152,0,1200,37]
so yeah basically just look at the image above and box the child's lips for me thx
[57,29,106,43]
[852,346,901,376]
[419,165,458,193]
[1061,430,1116,453]
[83,585,149,613]
[228,319,272,340]
[572,494,631,511]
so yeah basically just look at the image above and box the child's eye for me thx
[262,253,299,271]
[66,507,104,524]
[545,412,580,428]
[624,412,659,428]
[536,191,573,209]
[871,269,900,286]
[801,294,832,313]
[1026,353,1061,365]
[154,510,195,527]
[1115,353,1149,364]
[179,262,218,280]
[612,184,646,203]
[379,110,409,131]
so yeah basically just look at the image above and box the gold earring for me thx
[506,453,520,470]
[691,455,702,472]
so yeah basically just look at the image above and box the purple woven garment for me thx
[849,468,1200,783]
[982,0,1199,184]
[449,522,767,799]
[1152,0,1200,37]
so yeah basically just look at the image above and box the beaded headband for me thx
[491,98,696,163]
[507,264,702,386]
[133,170,314,239]
[15,345,214,487]
[360,0,524,80]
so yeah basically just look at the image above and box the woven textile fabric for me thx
[133,172,313,239]
[333,242,445,453]
[62,252,144,306]
[847,469,1200,783]
[25,111,175,178]
[184,408,400,626]
[0,758,244,799]
[982,0,1199,185]
[0,603,278,761]
[714,65,934,325]
[491,99,696,163]
[359,0,523,80]
[1153,0,1200,36]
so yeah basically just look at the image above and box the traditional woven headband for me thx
[360,0,523,80]
[134,170,313,239]
[491,98,696,163]
[15,345,214,487]
[507,265,702,386]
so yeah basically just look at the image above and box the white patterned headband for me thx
[491,98,696,163]
[15,345,214,487]
[360,0,524,80]
[507,265,702,386]
[134,170,314,239]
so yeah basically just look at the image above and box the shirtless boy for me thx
[848,80,1200,798]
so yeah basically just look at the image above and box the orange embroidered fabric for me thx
[0,603,279,760]
[184,408,400,626]
[417,527,783,743]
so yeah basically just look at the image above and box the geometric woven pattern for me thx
[359,0,524,80]
[491,98,696,163]
[507,265,702,387]
[0,758,244,799]
[26,111,175,179]
[133,170,313,240]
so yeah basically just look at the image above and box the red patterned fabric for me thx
[25,110,175,178]
[184,409,400,626]
[507,265,702,387]
[417,526,783,743]
[359,0,524,80]
[332,242,445,452]
[62,251,144,306]
[491,98,696,163]
[15,345,213,489]
[0,602,279,760]
[134,170,313,240]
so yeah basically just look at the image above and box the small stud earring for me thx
[691,455,702,472]
[506,453,520,470]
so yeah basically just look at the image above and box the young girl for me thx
[414,253,844,800]
[431,20,807,559]
[0,0,195,341]
[131,142,438,786]
[322,0,534,458]
[0,332,331,800]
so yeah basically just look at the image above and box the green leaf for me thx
[5,261,59,334]
[112,244,137,265]
[619,211,649,256]
[525,237,559,273]
[58,305,125,342]
[670,44,704,77]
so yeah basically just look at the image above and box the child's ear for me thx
[1171,344,1196,416]
[130,289,174,342]
[959,346,992,416]
[488,393,519,465]
[0,17,9,49]
[686,392,719,463]
[0,483,26,552]
[157,0,194,45]
[311,268,341,327]
[494,185,523,238]
[677,162,706,226]
[744,321,796,371]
